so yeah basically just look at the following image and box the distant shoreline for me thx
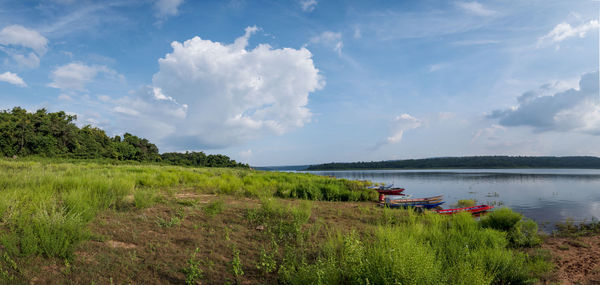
[259,156,600,171]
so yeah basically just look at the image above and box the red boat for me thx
[375,188,405,195]
[435,205,494,215]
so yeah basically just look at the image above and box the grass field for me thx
[0,159,556,284]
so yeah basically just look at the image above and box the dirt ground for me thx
[542,235,600,284]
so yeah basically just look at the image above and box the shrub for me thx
[480,207,522,232]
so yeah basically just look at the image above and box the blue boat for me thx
[385,201,445,209]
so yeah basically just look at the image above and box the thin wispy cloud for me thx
[309,31,343,55]
[455,1,497,17]
[154,0,184,19]
[299,0,317,12]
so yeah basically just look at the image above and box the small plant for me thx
[155,216,181,228]
[183,248,203,285]
[203,200,224,217]
[231,246,244,282]
[256,247,277,274]
[557,244,569,250]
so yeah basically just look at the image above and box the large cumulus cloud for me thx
[489,71,600,135]
[115,26,323,149]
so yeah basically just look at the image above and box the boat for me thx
[376,188,405,195]
[435,205,494,215]
[368,184,405,195]
[385,195,442,204]
[385,201,445,209]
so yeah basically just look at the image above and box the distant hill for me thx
[306,156,600,170]
[254,165,311,171]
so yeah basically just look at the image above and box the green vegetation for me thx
[307,155,600,170]
[0,158,557,284]
[183,248,204,285]
[480,207,541,247]
[0,107,247,168]
[554,219,600,237]
[456,199,476,207]
[0,159,371,260]
[277,209,547,284]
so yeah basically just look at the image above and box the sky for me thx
[0,0,599,166]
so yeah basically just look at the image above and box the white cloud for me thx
[10,52,40,68]
[0,71,27,87]
[114,27,323,149]
[489,71,600,135]
[386,114,422,144]
[0,25,48,54]
[455,1,497,17]
[58,94,72,100]
[299,0,317,12]
[539,20,599,45]
[48,62,117,91]
[113,106,140,116]
[310,31,343,55]
[0,25,48,68]
[155,0,184,19]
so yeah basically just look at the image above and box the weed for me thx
[256,247,277,275]
[557,244,569,250]
[231,246,244,282]
[183,248,204,285]
[456,199,476,207]
[155,216,181,228]
[203,200,225,217]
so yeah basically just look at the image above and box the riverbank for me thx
[0,158,591,284]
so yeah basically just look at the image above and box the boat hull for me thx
[436,205,494,215]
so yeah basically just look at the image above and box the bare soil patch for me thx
[542,235,600,284]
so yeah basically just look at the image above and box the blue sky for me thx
[0,0,598,166]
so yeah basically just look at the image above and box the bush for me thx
[480,208,523,232]
[509,219,542,247]
[480,208,542,248]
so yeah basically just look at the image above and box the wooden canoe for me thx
[435,205,494,215]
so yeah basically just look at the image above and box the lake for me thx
[306,169,600,230]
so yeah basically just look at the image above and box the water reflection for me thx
[306,169,600,231]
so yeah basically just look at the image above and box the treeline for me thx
[0,107,248,168]
[307,156,600,170]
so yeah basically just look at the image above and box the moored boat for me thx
[435,205,494,215]
[385,201,445,209]
[385,195,443,204]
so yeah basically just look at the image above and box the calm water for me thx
[306,169,600,230]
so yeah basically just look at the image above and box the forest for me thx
[307,156,600,170]
[0,107,247,168]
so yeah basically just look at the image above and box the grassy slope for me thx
[0,159,561,284]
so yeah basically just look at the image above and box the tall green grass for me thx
[0,159,372,258]
[278,210,547,285]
